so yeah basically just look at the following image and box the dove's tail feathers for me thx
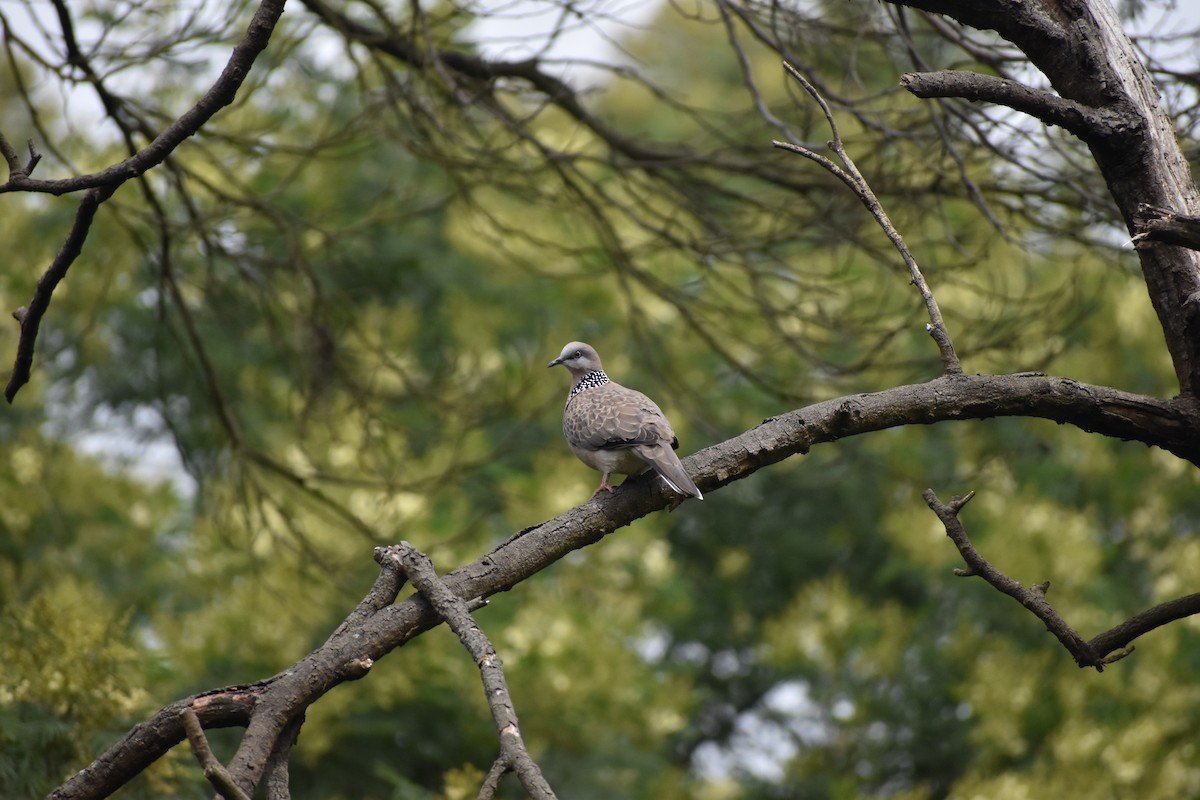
[639,446,703,500]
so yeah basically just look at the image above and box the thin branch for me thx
[393,543,558,800]
[477,758,509,800]
[0,129,20,173]
[1088,593,1200,659]
[181,708,252,800]
[924,489,1200,670]
[774,61,963,376]
[5,184,115,402]
[3,0,286,403]
[0,0,285,197]
[923,489,1100,667]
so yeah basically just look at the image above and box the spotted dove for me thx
[548,341,703,500]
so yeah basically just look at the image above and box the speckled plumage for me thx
[548,341,703,500]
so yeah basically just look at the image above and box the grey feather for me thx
[548,341,703,500]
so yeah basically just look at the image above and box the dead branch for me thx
[393,543,558,800]
[923,489,1100,667]
[180,708,251,800]
[924,489,1200,670]
[1132,204,1200,253]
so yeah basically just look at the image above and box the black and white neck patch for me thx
[569,370,610,399]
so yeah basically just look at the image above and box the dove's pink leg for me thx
[593,473,618,495]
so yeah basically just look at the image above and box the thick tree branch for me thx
[393,544,557,800]
[925,489,1200,670]
[48,690,256,800]
[900,70,1131,144]
[894,0,1200,397]
[49,371,1200,798]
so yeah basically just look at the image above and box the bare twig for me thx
[923,488,1102,667]
[392,543,558,800]
[181,708,252,800]
[0,130,39,177]
[774,61,963,376]
[924,489,1200,670]
[0,129,19,173]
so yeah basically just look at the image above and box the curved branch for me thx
[0,0,285,196]
[775,62,962,375]
[49,371,1200,798]
[2,0,287,403]
[925,489,1200,670]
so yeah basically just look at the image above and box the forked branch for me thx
[391,543,558,800]
[2,0,286,403]
[924,489,1200,670]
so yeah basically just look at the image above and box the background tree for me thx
[2,0,1200,798]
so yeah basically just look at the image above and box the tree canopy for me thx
[2,1,1200,798]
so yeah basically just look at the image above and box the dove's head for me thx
[548,341,603,374]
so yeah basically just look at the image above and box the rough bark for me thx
[48,372,1200,799]
[898,0,1200,397]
